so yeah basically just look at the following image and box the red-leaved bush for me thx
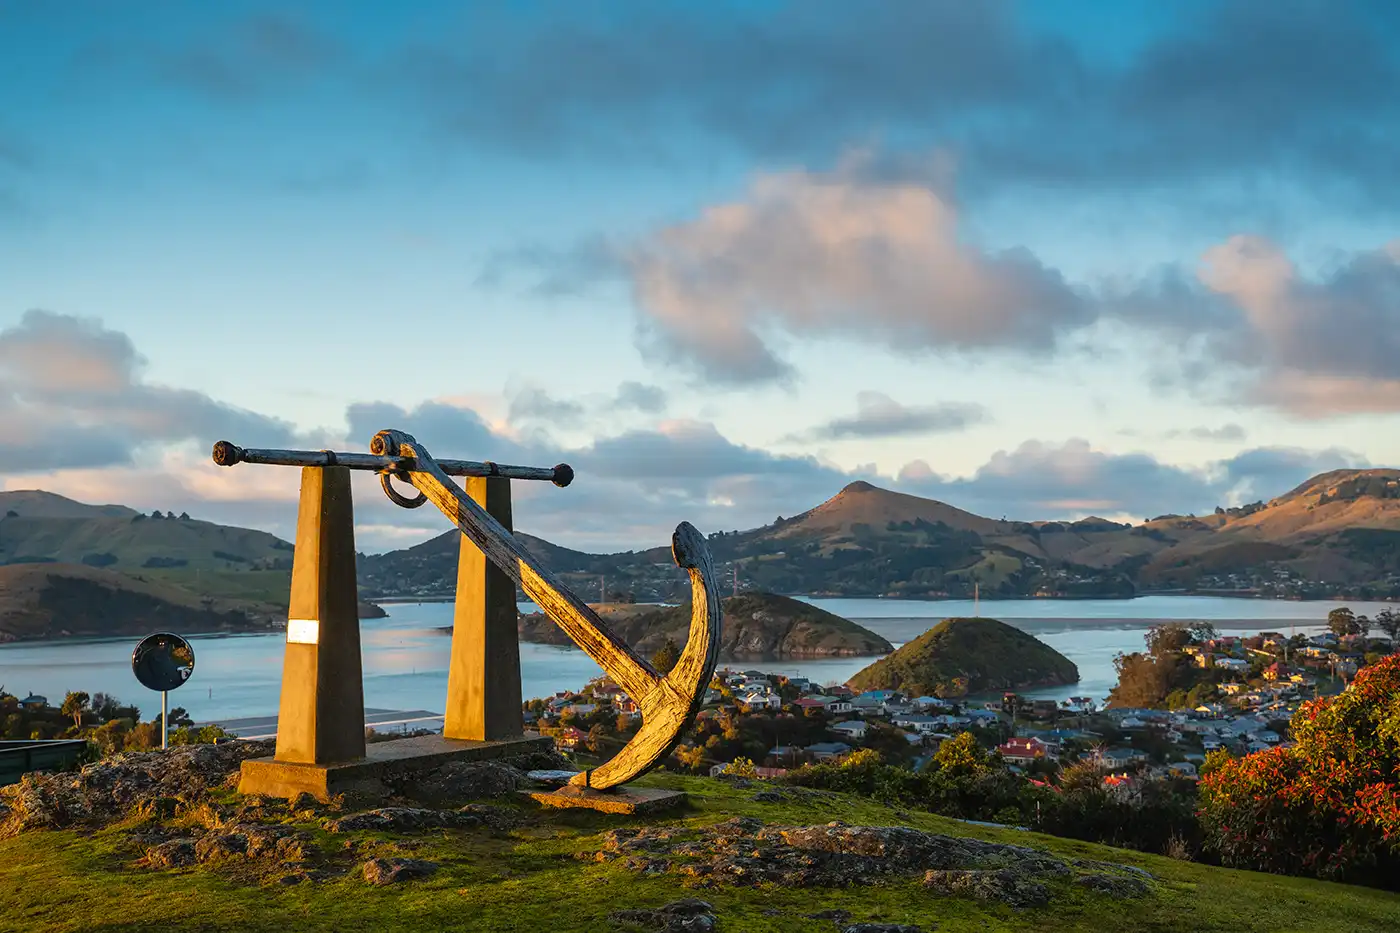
[1198,654,1400,885]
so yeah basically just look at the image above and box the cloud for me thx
[507,387,586,425]
[1187,236,1400,416]
[0,310,310,473]
[611,382,667,414]
[895,437,1369,522]
[398,1,1400,205]
[793,391,987,441]
[1167,424,1248,442]
[624,157,1089,384]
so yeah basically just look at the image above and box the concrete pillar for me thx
[273,466,366,764]
[443,476,523,741]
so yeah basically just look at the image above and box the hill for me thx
[847,617,1079,698]
[2,752,1397,933]
[516,592,893,658]
[0,563,286,643]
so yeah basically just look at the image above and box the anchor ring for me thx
[380,470,427,509]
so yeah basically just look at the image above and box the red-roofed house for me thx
[996,736,1055,766]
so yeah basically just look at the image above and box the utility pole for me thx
[974,581,980,618]
[732,564,739,599]
[600,574,606,605]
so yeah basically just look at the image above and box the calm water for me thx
[1,595,1382,723]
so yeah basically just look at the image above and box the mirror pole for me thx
[161,690,168,751]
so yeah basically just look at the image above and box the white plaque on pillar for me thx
[287,618,320,645]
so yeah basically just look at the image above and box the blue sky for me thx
[1,1,1397,553]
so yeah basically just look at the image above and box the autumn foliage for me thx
[1199,653,1400,886]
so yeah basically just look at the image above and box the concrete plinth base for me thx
[523,784,687,815]
[239,732,552,802]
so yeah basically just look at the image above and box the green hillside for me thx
[848,617,1080,698]
[2,769,1397,932]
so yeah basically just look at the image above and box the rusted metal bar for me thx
[211,440,573,487]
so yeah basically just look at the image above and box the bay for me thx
[0,595,1384,724]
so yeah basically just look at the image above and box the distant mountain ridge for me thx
[364,467,1400,602]
[5,467,1400,609]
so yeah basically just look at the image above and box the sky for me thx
[1,0,1398,554]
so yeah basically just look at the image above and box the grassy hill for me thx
[2,769,1397,932]
[847,617,1080,698]
[0,563,284,643]
[517,592,894,658]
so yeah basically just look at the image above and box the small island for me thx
[516,592,893,659]
[847,617,1079,698]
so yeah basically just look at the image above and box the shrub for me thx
[1199,654,1400,886]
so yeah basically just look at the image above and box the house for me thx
[857,690,901,703]
[830,720,868,742]
[1119,716,1147,729]
[1215,658,1251,672]
[1202,737,1222,751]
[794,697,830,713]
[19,694,47,708]
[565,703,598,717]
[741,693,782,711]
[891,713,941,734]
[1167,761,1198,779]
[1102,773,1141,802]
[784,677,813,692]
[911,696,950,711]
[1098,747,1144,769]
[1065,697,1096,713]
[826,700,854,714]
[825,685,855,698]
[996,737,1054,765]
[1030,699,1060,718]
[805,742,853,762]
[1262,662,1287,681]
[849,696,885,716]
[964,709,1001,725]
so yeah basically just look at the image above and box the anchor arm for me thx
[370,428,723,789]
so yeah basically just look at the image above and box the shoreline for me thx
[371,590,1393,605]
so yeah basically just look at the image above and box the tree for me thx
[1328,607,1359,638]
[61,691,89,729]
[1355,614,1372,640]
[1199,654,1400,885]
[933,732,992,777]
[650,637,681,675]
[1375,608,1400,650]
[1145,621,1218,656]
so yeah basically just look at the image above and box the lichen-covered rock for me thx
[608,898,718,932]
[0,740,275,837]
[194,831,248,863]
[144,839,197,869]
[323,803,518,834]
[923,868,1051,908]
[403,760,528,803]
[362,857,439,885]
[587,817,1145,908]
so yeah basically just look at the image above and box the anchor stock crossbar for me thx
[212,431,722,791]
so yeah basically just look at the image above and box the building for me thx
[891,713,941,734]
[996,737,1055,766]
[830,720,868,742]
[805,741,853,762]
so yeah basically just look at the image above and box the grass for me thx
[143,568,293,607]
[2,774,1398,933]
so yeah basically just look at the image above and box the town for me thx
[525,618,1381,807]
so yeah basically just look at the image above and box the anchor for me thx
[212,431,722,792]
